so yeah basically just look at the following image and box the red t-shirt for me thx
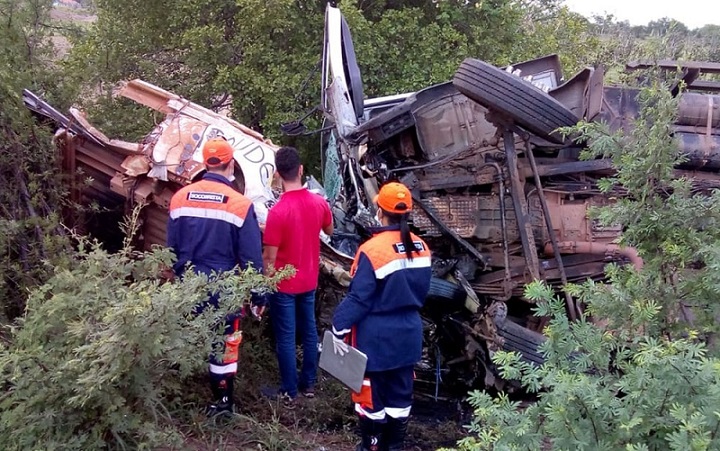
[263,188,332,294]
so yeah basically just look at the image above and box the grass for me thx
[157,319,466,450]
[158,318,358,450]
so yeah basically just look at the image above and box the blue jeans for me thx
[270,290,318,398]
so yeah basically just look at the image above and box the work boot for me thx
[356,416,384,451]
[206,376,234,416]
[384,416,409,451]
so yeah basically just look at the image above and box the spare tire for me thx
[496,320,546,366]
[425,277,466,310]
[453,58,578,143]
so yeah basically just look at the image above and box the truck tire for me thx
[425,277,467,312]
[496,319,546,366]
[427,277,466,302]
[453,58,578,143]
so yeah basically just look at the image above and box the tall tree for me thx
[66,0,594,170]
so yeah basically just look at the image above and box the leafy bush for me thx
[446,84,720,450]
[456,282,720,451]
[0,234,289,450]
[0,0,73,321]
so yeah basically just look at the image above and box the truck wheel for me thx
[425,277,467,312]
[496,319,546,366]
[453,58,578,143]
[427,277,466,302]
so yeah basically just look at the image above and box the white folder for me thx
[318,330,368,393]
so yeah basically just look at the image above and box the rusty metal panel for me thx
[504,54,563,88]
[413,160,501,191]
[598,86,641,133]
[688,80,720,93]
[549,67,593,120]
[531,192,621,246]
[627,60,720,74]
[413,93,497,161]
[474,195,518,243]
[677,93,720,128]
[411,196,479,238]
[141,205,170,251]
[411,193,529,245]
[677,132,720,169]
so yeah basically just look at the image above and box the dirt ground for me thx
[172,320,469,451]
[178,378,467,451]
[49,6,96,59]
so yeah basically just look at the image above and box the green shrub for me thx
[0,0,75,321]
[0,236,289,450]
[454,281,720,451]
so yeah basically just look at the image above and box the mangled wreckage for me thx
[23,80,279,250]
[24,3,720,396]
[314,4,720,393]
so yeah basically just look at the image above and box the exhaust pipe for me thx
[544,241,643,271]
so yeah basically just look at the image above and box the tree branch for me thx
[578,397,600,444]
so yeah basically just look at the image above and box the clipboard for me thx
[318,330,367,392]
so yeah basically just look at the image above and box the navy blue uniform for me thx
[332,226,431,422]
[168,172,263,379]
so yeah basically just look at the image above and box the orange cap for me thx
[202,138,234,167]
[375,182,412,214]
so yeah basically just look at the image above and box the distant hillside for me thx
[49,5,96,59]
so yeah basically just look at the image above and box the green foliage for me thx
[565,85,720,339]
[0,225,290,449]
[63,0,602,177]
[453,283,720,451]
[585,15,720,83]
[447,85,720,450]
[0,0,75,321]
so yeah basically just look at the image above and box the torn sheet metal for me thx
[116,79,278,223]
[25,80,279,249]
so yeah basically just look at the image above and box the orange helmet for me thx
[375,182,412,214]
[202,138,234,167]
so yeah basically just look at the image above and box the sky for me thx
[562,0,720,29]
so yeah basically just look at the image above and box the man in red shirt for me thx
[263,146,333,404]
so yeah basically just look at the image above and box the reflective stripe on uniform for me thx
[374,256,432,279]
[385,406,411,419]
[355,403,386,420]
[170,206,245,228]
[209,362,238,375]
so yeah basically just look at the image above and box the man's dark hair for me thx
[275,147,302,181]
[206,161,231,173]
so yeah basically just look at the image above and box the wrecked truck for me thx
[23,3,720,397]
[24,79,280,250]
[311,4,720,393]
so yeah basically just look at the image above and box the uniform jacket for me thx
[332,226,432,372]
[167,172,263,279]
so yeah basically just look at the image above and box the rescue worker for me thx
[331,182,432,451]
[167,137,265,416]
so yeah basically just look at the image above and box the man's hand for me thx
[262,245,278,277]
[250,290,269,320]
[331,325,350,356]
[159,266,175,283]
[251,304,266,320]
